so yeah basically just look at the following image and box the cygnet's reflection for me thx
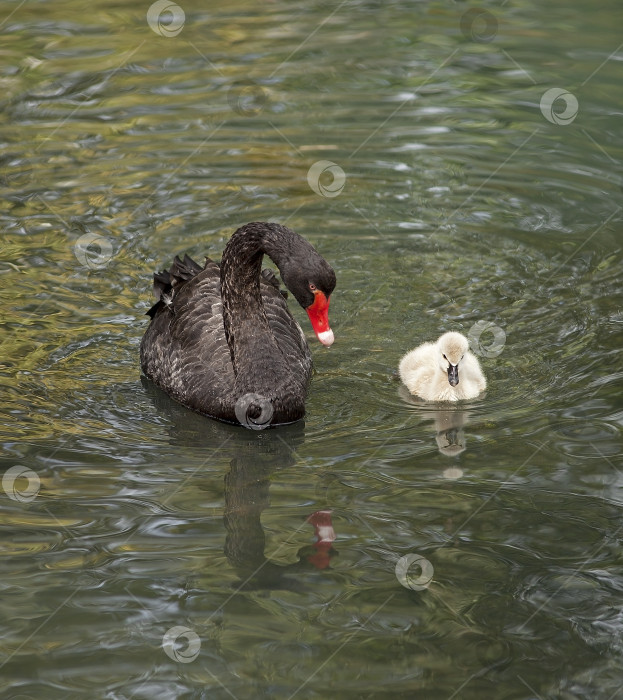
[142,377,337,590]
[398,384,471,464]
[432,409,468,458]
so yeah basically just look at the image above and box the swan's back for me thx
[140,256,311,422]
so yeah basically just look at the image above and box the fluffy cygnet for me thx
[399,331,486,402]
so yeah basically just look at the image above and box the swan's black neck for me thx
[220,223,304,419]
[221,222,290,314]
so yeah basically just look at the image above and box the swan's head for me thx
[437,332,469,386]
[281,249,336,348]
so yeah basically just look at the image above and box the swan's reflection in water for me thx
[142,377,338,591]
[225,448,336,589]
[398,385,472,472]
[432,410,467,460]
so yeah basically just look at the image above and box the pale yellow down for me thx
[399,331,486,402]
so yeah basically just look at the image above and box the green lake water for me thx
[1,0,622,698]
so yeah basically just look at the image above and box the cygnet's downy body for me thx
[399,331,486,402]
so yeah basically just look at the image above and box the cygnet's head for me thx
[436,332,469,386]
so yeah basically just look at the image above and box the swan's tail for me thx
[154,254,203,298]
[146,254,205,318]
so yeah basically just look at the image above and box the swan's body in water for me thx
[140,222,336,427]
[399,331,486,402]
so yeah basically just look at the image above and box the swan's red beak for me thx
[306,291,334,347]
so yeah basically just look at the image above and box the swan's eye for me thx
[309,283,317,291]
[442,353,448,360]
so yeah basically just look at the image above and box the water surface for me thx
[1,0,623,698]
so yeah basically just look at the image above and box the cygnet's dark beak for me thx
[447,364,459,386]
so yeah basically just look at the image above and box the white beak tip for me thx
[317,329,335,347]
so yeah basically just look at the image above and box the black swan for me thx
[140,222,336,427]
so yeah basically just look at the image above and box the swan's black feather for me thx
[147,254,206,318]
[261,268,288,298]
